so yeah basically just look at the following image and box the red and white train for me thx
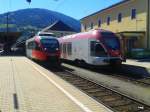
[59,29,124,66]
[26,32,60,64]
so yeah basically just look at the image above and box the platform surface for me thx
[0,56,112,112]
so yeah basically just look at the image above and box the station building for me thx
[80,0,150,53]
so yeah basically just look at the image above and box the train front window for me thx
[90,41,107,57]
[39,34,56,37]
[101,32,120,50]
[41,39,59,51]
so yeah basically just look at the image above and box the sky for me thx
[0,0,122,20]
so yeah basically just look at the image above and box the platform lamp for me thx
[26,0,31,4]
[4,0,11,53]
[147,0,150,49]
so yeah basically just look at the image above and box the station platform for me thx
[0,57,112,112]
[124,59,150,69]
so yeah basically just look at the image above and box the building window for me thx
[107,17,110,25]
[98,19,101,27]
[118,13,122,23]
[91,22,93,29]
[131,9,136,19]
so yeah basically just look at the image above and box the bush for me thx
[129,49,150,59]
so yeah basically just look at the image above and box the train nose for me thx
[109,50,120,57]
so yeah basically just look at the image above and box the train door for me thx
[76,38,88,62]
[26,41,36,58]
[62,43,67,59]
[26,41,33,58]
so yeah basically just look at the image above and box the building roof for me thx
[80,0,130,20]
[42,20,76,32]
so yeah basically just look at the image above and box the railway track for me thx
[51,67,150,112]
[131,77,150,86]
[63,62,150,88]
[109,75,150,88]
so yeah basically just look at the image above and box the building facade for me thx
[80,0,150,53]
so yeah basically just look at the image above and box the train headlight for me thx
[44,48,47,51]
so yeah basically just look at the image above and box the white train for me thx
[58,29,124,66]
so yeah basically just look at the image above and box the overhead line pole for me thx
[147,0,150,49]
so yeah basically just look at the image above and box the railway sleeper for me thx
[58,73,76,78]
[74,83,98,87]
[101,95,122,102]
[85,89,105,94]
[92,92,113,98]
[74,84,93,88]
[80,86,102,90]
[105,99,131,107]
[62,77,79,82]
[67,79,88,84]
[59,74,78,78]
[71,80,90,84]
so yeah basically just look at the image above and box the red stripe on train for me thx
[32,50,47,61]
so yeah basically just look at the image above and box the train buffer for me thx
[0,56,112,112]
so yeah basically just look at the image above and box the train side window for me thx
[60,43,62,51]
[67,43,72,56]
[63,44,66,54]
[62,44,64,53]
[90,41,95,56]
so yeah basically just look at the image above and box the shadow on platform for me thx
[119,64,150,78]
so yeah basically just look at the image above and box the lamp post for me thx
[147,0,150,49]
[6,12,9,35]
[26,0,31,4]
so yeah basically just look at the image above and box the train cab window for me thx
[90,41,106,57]
[27,41,36,49]
[95,43,106,56]
[101,32,120,50]
[35,42,41,50]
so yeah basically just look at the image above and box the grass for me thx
[0,24,16,28]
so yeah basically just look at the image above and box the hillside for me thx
[0,8,81,32]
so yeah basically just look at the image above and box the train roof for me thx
[59,29,114,40]
[36,31,56,37]
[26,35,58,43]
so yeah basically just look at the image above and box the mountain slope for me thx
[0,8,81,32]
